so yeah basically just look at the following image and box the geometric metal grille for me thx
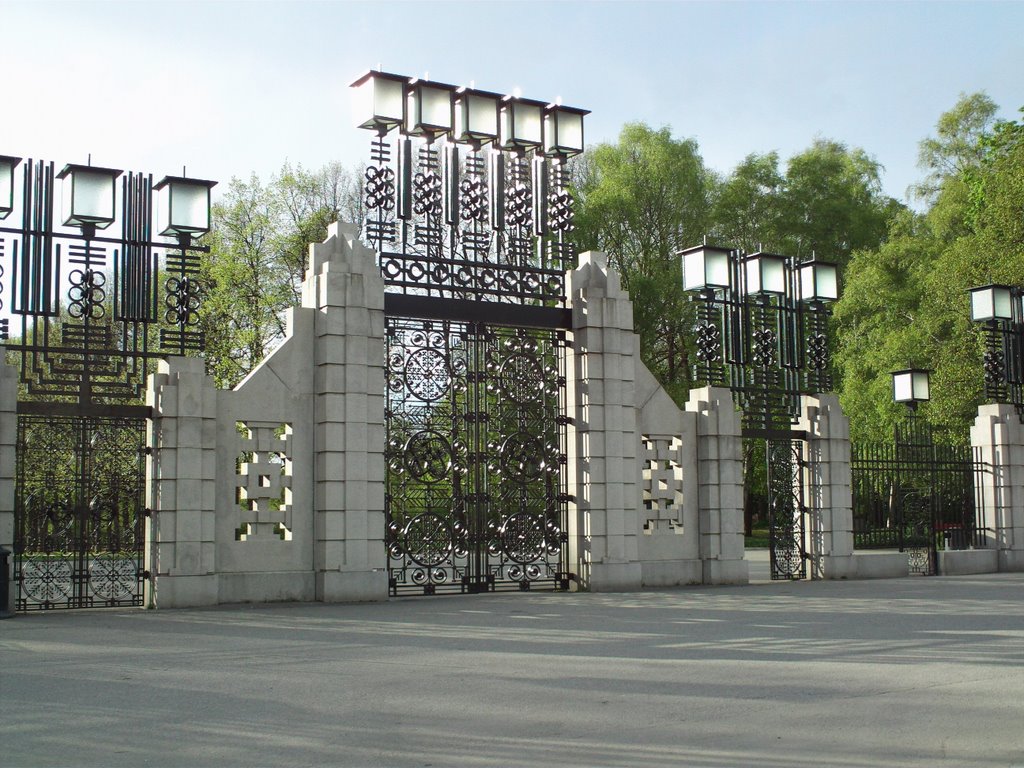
[14,414,147,610]
[385,317,569,595]
[766,438,808,580]
[852,418,986,576]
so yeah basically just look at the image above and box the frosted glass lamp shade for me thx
[892,369,930,403]
[0,155,20,220]
[350,71,407,131]
[680,244,732,291]
[154,176,217,236]
[499,96,544,150]
[406,80,455,137]
[57,164,121,229]
[543,105,588,157]
[798,259,839,302]
[454,89,500,144]
[745,252,787,296]
[969,284,1014,322]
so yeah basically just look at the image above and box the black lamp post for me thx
[679,242,839,428]
[969,283,1024,416]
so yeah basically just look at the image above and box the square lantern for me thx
[406,79,455,139]
[892,369,930,404]
[0,155,21,220]
[154,176,218,237]
[798,258,839,303]
[680,243,732,292]
[499,95,545,151]
[543,104,589,157]
[453,88,501,145]
[744,251,788,296]
[56,163,122,229]
[969,284,1014,322]
[350,70,407,132]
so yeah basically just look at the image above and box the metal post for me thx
[0,545,12,618]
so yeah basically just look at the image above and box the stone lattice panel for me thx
[642,435,684,528]
[236,422,293,540]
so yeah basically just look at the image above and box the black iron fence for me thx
[851,420,988,575]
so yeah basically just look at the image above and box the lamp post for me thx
[679,242,840,427]
[892,368,931,411]
[680,242,839,581]
[968,284,1024,416]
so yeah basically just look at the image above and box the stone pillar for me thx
[304,222,388,601]
[685,386,748,584]
[147,356,219,607]
[971,403,1024,572]
[0,361,17,611]
[799,393,856,579]
[566,251,643,591]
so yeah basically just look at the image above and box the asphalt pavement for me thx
[2,569,1023,768]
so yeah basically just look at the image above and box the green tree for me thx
[200,161,363,388]
[572,123,714,399]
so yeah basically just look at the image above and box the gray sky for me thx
[3,0,1022,204]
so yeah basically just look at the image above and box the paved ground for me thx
[2,570,1023,768]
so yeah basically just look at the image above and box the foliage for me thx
[835,96,1024,442]
[200,162,363,388]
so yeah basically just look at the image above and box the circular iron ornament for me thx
[505,181,532,228]
[364,165,396,211]
[526,564,543,580]
[807,332,830,370]
[382,257,403,280]
[404,349,451,401]
[90,557,138,600]
[500,432,544,482]
[547,188,575,233]
[68,269,106,319]
[773,541,802,578]
[695,322,721,363]
[431,567,449,584]
[507,565,524,581]
[752,328,777,368]
[459,176,488,222]
[545,519,563,556]
[498,353,544,404]
[164,276,202,326]
[21,557,74,603]
[404,431,452,482]
[411,568,428,585]
[404,512,454,567]
[500,513,546,564]
[413,172,442,216]
[984,349,1005,385]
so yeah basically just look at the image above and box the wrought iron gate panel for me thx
[852,422,985,576]
[766,438,807,580]
[385,317,568,595]
[14,414,147,610]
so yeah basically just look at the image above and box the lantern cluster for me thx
[351,70,588,157]
[1,157,216,238]
[679,243,839,304]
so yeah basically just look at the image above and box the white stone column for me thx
[566,251,643,591]
[971,403,1024,572]
[799,393,856,579]
[304,222,388,601]
[0,361,17,612]
[685,386,748,584]
[146,356,219,607]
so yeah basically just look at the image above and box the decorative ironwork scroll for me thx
[766,439,807,580]
[384,318,569,594]
[15,415,147,610]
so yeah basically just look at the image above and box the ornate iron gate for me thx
[385,318,568,594]
[15,415,147,609]
[352,72,586,596]
[852,419,986,575]
[766,438,808,580]
[1,157,214,611]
